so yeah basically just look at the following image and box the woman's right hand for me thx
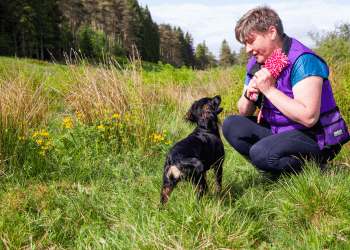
[246,77,260,102]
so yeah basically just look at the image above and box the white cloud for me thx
[149,0,350,59]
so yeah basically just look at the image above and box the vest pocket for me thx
[314,107,350,150]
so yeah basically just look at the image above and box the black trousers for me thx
[222,115,341,176]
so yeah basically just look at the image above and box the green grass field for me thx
[1,55,350,249]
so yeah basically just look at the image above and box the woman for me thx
[222,6,350,180]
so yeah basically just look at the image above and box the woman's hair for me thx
[235,5,284,44]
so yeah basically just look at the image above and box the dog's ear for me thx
[185,110,196,122]
[212,95,221,107]
[217,107,223,115]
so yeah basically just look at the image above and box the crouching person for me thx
[222,6,350,181]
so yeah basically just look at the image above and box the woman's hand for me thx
[249,68,276,97]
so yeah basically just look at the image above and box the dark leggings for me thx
[222,115,341,176]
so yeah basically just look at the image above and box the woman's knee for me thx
[222,114,248,138]
[249,143,269,168]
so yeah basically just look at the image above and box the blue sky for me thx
[136,0,350,59]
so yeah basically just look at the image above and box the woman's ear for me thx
[268,26,277,41]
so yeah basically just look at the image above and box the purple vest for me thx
[246,36,350,150]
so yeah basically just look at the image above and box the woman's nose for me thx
[245,44,253,54]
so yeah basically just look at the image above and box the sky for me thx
[137,0,350,59]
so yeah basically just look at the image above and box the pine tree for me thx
[236,46,251,65]
[185,32,195,68]
[80,28,94,57]
[139,5,159,63]
[218,39,233,68]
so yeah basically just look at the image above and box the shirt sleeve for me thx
[291,53,329,87]
[244,74,249,86]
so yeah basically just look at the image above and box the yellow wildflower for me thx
[98,124,105,131]
[163,130,166,133]
[32,131,39,138]
[113,114,120,118]
[63,117,70,123]
[36,139,43,145]
[55,148,60,152]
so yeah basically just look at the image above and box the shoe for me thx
[319,164,332,174]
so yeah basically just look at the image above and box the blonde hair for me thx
[235,5,284,44]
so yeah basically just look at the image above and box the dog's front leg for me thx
[214,160,224,195]
[160,183,175,206]
[159,165,183,208]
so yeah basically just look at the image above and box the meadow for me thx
[1,53,350,249]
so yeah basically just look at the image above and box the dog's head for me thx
[185,95,223,123]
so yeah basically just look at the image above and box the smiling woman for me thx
[222,5,350,181]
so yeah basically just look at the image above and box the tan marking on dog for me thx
[202,104,211,111]
[166,165,184,179]
[161,186,173,196]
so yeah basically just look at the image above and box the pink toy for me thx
[251,49,290,123]
[261,49,290,79]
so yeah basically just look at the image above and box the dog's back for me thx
[160,95,225,206]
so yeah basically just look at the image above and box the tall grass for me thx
[0,59,51,176]
[0,55,349,249]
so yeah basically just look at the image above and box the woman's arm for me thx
[264,75,322,128]
[251,67,323,128]
[238,84,257,116]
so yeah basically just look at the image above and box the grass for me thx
[0,54,350,249]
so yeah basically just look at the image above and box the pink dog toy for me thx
[250,49,290,123]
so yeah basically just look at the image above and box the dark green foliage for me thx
[79,28,95,57]
[139,6,160,63]
[0,0,197,68]
[195,41,216,70]
[309,22,350,62]
[218,39,236,68]
[185,32,196,68]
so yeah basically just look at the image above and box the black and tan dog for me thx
[160,95,225,206]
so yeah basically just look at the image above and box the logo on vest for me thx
[333,129,344,138]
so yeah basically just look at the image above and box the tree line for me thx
[0,0,240,69]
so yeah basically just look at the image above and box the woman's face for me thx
[243,28,278,64]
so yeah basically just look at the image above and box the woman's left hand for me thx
[253,68,276,95]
